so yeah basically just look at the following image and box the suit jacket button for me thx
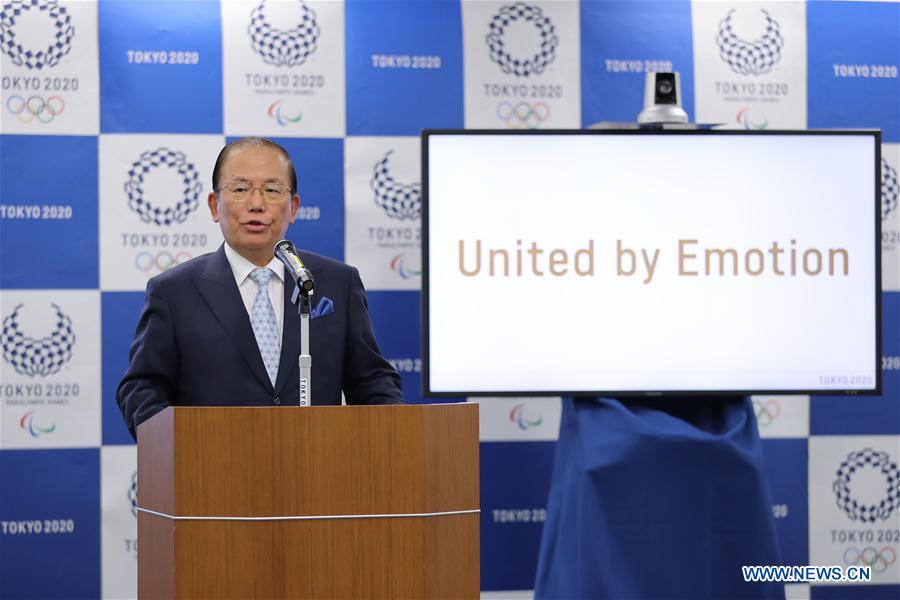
[273,397,280,405]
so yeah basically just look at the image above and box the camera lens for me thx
[658,80,673,95]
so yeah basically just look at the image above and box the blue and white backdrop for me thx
[0,1,898,598]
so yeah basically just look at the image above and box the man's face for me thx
[208,145,300,266]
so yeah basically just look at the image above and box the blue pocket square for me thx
[311,296,334,319]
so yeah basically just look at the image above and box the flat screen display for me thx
[423,130,881,396]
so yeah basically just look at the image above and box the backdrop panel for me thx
[0,1,897,597]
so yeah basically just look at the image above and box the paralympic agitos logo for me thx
[1,303,75,377]
[0,0,74,70]
[510,403,543,430]
[486,2,558,77]
[716,8,783,76]
[19,409,55,437]
[390,253,420,279]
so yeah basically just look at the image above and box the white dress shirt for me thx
[223,242,285,349]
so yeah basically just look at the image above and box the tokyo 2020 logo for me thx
[1,303,75,377]
[486,2,557,78]
[716,9,783,76]
[0,0,74,70]
[882,158,898,222]
[124,148,202,227]
[248,0,319,68]
[833,448,900,523]
[371,151,421,221]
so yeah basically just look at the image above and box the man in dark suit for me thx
[118,137,403,439]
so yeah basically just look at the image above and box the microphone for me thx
[274,239,315,294]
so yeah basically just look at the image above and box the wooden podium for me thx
[136,404,479,599]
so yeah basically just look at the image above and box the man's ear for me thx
[289,193,300,224]
[208,191,220,223]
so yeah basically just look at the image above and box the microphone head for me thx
[275,239,295,254]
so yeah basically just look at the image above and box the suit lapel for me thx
[194,246,273,393]
[274,264,300,397]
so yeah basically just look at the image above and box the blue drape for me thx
[535,396,784,599]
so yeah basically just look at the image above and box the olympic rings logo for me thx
[6,94,65,123]
[843,546,897,574]
[134,251,192,276]
[752,398,780,427]
[496,100,550,129]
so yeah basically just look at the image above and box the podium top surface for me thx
[137,403,479,519]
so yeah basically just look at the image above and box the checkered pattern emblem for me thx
[370,150,421,221]
[716,9,783,76]
[248,0,320,68]
[250,268,279,386]
[833,448,900,523]
[1,303,75,377]
[882,158,899,221]
[128,471,138,517]
[123,148,202,227]
[0,0,74,70]
[486,2,558,78]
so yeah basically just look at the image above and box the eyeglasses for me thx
[217,181,292,204]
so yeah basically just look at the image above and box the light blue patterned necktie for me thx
[249,267,279,386]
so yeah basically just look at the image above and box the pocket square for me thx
[311,296,334,319]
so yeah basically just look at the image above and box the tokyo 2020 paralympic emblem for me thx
[248,0,319,68]
[124,148,202,227]
[833,448,900,523]
[370,151,421,221]
[883,158,898,221]
[716,9,783,76]
[1,303,75,377]
[0,0,74,70]
[486,2,557,78]
[129,471,138,517]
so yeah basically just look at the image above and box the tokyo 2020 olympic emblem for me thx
[833,448,900,523]
[1,303,75,377]
[371,151,421,221]
[486,2,557,78]
[0,0,74,70]
[124,148,202,227]
[716,9,783,76]
[248,0,319,68]
[882,158,898,221]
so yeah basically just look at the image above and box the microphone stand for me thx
[291,284,312,407]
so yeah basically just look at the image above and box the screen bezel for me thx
[421,128,883,398]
